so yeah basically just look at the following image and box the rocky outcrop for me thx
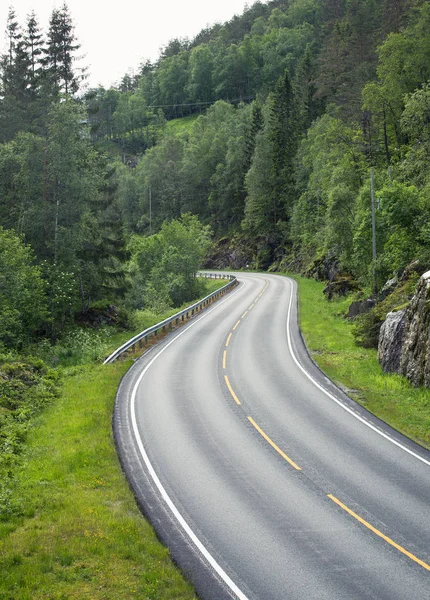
[378,270,430,386]
[204,237,252,270]
[378,310,406,373]
[348,298,376,318]
[323,277,359,300]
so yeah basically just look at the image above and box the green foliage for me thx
[353,181,423,286]
[127,214,212,309]
[2,0,430,343]
[291,112,365,269]
[0,228,47,349]
[0,358,60,516]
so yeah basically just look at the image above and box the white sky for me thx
[1,0,252,89]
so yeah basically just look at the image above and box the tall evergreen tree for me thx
[42,3,82,96]
[269,68,298,220]
[0,9,32,139]
[25,11,44,94]
[294,45,324,135]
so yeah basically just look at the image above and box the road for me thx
[114,273,430,600]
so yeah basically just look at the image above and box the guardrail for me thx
[103,272,237,364]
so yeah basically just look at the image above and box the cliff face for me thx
[378,271,430,386]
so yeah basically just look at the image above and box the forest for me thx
[1,0,430,348]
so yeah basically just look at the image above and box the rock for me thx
[323,277,359,300]
[379,276,398,299]
[204,237,252,270]
[347,298,376,318]
[305,256,340,282]
[398,271,430,387]
[378,310,406,373]
[378,270,430,387]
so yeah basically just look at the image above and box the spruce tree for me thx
[0,9,33,139]
[269,68,298,220]
[25,11,44,94]
[42,3,82,96]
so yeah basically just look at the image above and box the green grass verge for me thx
[0,362,196,599]
[0,278,230,599]
[290,273,430,449]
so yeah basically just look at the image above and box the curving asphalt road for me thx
[114,273,430,600]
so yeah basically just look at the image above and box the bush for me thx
[0,359,60,517]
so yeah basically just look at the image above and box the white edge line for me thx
[285,278,430,467]
[129,282,250,600]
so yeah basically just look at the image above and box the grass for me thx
[0,277,229,599]
[289,273,430,449]
[0,362,197,599]
[164,115,199,135]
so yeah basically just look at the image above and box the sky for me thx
[0,0,252,89]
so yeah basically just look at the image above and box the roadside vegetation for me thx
[292,274,430,449]
[0,360,197,600]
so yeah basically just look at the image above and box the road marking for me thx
[249,303,255,310]
[241,310,248,318]
[285,279,430,467]
[233,320,241,331]
[223,350,227,370]
[129,282,250,600]
[226,333,232,347]
[224,375,241,405]
[328,495,430,571]
[248,417,301,471]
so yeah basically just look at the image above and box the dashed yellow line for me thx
[249,303,255,310]
[241,310,248,319]
[226,333,232,347]
[247,417,301,471]
[233,320,241,331]
[224,375,241,405]
[223,350,227,369]
[328,495,430,571]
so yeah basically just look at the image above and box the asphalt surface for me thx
[114,273,430,600]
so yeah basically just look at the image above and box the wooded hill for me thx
[1,0,430,349]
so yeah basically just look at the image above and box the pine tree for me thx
[244,101,263,171]
[294,46,324,135]
[42,3,82,96]
[25,11,44,94]
[4,7,21,68]
[0,9,33,139]
[269,68,298,220]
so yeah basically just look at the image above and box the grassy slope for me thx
[292,274,430,449]
[0,362,196,600]
[0,278,228,599]
[164,115,199,135]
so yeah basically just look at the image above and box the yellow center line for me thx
[249,303,255,310]
[241,310,248,319]
[224,375,241,405]
[328,494,430,572]
[223,350,227,369]
[247,417,301,471]
[226,333,232,347]
[233,320,241,331]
